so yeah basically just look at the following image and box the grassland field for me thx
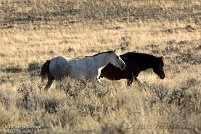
[0,0,201,133]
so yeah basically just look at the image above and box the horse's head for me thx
[153,56,165,79]
[109,50,126,70]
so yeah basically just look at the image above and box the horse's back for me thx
[121,54,139,72]
[68,56,97,79]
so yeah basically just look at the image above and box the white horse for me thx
[41,50,126,90]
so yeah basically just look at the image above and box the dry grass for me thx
[0,0,201,133]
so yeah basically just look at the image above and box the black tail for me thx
[41,60,51,82]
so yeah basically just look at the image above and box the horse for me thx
[100,52,165,86]
[40,50,126,90]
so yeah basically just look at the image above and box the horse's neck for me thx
[93,54,110,68]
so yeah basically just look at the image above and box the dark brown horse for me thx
[100,52,165,86]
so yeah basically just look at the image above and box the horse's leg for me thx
[92,76,103,84]
[97,78,103,84]
[44,72,55,91]
[127,77,133,86]
[44,79,54,91]
[134,77,141,84]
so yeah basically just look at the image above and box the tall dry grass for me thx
[0,0,200,133]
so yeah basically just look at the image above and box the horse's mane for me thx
[83,51,114,58]
[74,51,114,59]
[93,51,113,56]
[123,51,156,58]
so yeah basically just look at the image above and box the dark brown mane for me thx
[93,51,113,57]
[78,51,114,59]
[125,51,155,58]
[83,51,113,58]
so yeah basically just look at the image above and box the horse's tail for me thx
[40,60,51,82]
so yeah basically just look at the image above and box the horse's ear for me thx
[160,56,164,60]
[113,49,116,52]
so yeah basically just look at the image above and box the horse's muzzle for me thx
[120,63,126,70]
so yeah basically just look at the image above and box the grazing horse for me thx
[41,50,126,90]
[100,52,165,86]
